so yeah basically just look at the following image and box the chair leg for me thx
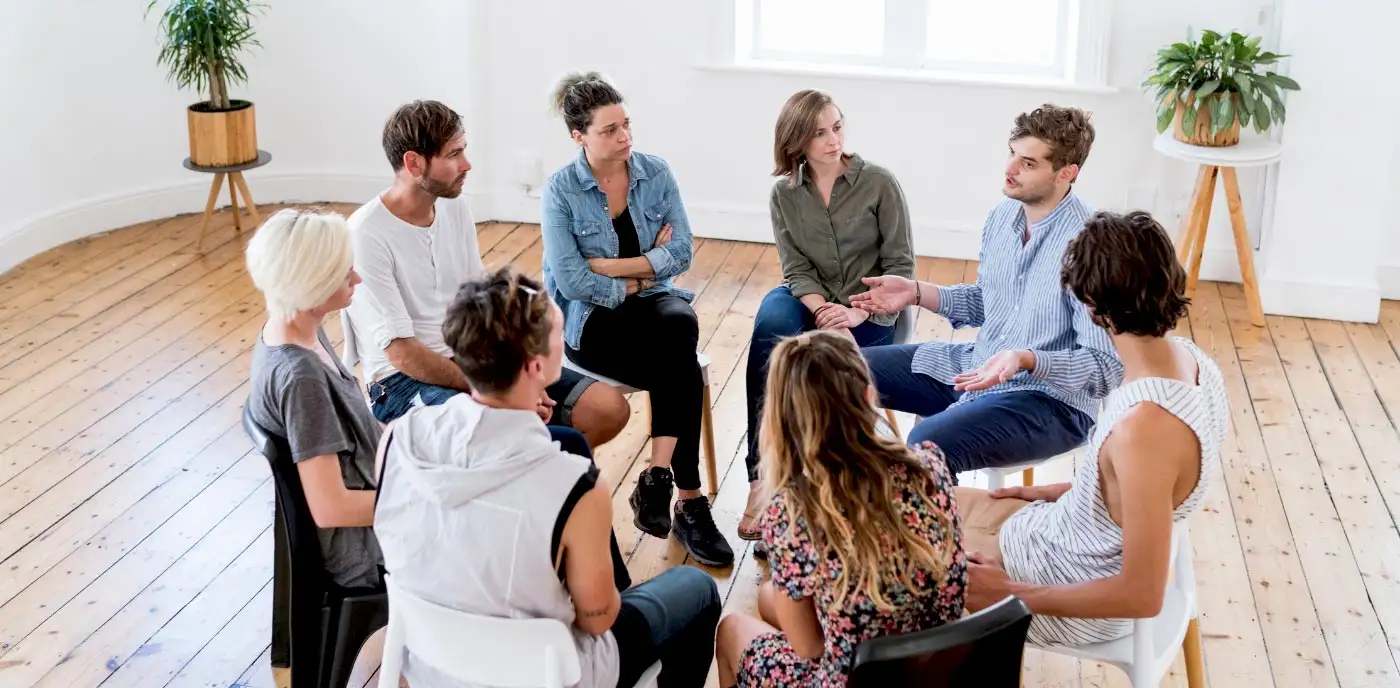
[1022,467,1035,487]
[1183,617,1206,688]
[701,385,718,499]
[327,596,390,688]
[884,408,900,436]
[986,469,1004,490]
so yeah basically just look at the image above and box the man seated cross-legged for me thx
[955,210,1228,647]
[853,104,1123,482]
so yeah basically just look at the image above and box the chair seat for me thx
[564,352,711,390]
[1035,582,1191,676]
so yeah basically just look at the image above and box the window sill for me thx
[695,60,1120,95]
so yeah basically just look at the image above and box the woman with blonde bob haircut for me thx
[715,330,966,688]
[739,88,917,543]
[246,208,385,591]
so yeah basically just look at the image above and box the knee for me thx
[753,290,807,341]
[575,384,630,445]
[551,426,593,459]
[675,563,721,609]
[657,305,700,345]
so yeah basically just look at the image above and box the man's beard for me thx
[419,175,463,199]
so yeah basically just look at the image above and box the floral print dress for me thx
[737,442,967,688]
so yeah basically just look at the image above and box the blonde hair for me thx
[245,208,353,323]
[760,330,954,610]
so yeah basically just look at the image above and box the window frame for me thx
[732,0,1110,89]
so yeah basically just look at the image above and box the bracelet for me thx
[914,280,922,308]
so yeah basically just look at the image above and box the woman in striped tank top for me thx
[953,210,1229,646]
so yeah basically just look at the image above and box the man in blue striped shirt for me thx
[853,104,1123,481]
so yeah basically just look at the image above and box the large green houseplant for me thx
[146,0,265,166]
[1143,29,1300,147]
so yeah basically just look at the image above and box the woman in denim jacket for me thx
[540,71,732,568]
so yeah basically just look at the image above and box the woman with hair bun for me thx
[539,71,732,569]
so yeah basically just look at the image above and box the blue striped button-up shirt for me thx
[911,192,1123,420]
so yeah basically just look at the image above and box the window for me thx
[734,0,1109,88]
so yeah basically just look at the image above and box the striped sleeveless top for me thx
[997,336,1228,646]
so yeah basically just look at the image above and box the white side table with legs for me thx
[1153,133,1281,327]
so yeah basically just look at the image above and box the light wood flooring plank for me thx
[2,216,1396,688]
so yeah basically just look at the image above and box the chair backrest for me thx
[849,596,1033,687]
[379,574,582,688]
[893,305,919,346]
[242,402,334,684]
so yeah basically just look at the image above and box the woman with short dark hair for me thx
[539,71,732,568]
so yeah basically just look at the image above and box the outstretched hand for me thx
[850,275,916,315]
[952,350,1032,392]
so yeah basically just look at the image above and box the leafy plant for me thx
[1143,29,1300,136]
[146,0,265,111]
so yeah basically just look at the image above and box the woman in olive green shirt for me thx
[740,89,917,540]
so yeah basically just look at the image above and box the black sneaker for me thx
[630,467,674,538]
[673,497,735,567]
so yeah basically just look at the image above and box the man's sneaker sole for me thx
[632,513,671,539]
[675,531,735,567]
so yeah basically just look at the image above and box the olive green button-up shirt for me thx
[769,154,916,327]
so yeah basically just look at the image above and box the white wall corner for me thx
[1259,275,1381,324]
[0,172,390,277]
[1379,262,1400,301]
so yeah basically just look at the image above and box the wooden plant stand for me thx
[183,149,271,253]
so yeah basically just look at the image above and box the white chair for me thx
[563,352,719,498]
[980,461,1039,489]
[1036,520,1206,687]
[378,574,663,688]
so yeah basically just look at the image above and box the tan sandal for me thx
[737,509,762,541]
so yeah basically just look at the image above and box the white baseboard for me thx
[1259,275,1381,323]
[1379,263,1400,301]
[0,172,393,276]
[477,188,984,260]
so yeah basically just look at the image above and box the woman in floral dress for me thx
[715,330,967,688]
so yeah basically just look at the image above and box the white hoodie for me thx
[373,394,620,688]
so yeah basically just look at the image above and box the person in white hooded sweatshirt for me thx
[372,267,721,688]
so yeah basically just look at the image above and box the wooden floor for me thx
[0,203,1398,688]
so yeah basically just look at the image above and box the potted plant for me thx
[1143,29,1300,147]
[146,0,265,166]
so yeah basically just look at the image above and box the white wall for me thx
[467,0,1272,266]
[0,0,476,275]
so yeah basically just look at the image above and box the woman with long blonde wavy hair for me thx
[715,329,967,688]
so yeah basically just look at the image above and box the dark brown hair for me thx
[1061,210,1190,337]
[382,100,464,172]
[552,71,624,134]
[1010,103,1096,175]
[761,330,954,611]
[772,89,849,181]
[442,268,554,395]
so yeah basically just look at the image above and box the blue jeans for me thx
[745,286,895,481]
[612,565,721,688]
[862,344,1094,482]
[368,367,596,427]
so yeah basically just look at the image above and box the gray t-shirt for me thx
[249,326,384,589]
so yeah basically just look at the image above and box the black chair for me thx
[849,596,1033,687]
[242,403,388,688]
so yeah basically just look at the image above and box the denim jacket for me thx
[541,148,696,349]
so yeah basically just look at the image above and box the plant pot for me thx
[1171,92,1240,147]
[187,99,258,167]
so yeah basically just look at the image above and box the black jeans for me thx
[611,565,721,688]
[567,294,704,491]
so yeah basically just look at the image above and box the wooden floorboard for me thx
[0,214,1397,687]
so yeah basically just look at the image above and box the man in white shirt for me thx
[343,100,630,450]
